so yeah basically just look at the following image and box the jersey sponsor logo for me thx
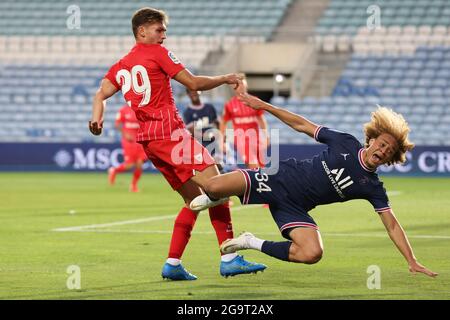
[234,116,258,124]
[322,161,354,199]
[124,122,140,129]
[331,168,354,189]
[54,150,72,168]
[54,147,153,171]
[168,51,181,64]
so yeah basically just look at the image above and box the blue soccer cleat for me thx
[161,263,197,281]
[220,255,267,278]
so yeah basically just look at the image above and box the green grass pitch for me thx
[1,172,449,300]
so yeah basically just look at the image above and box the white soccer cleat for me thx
[189,194,228,211]
[220,232,255,254]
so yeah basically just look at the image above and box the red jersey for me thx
[105,43,186,142]
[115,105,141,141]
[223,96,264,131]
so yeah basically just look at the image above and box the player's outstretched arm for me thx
[174,69,241,91]
[89,79,118,136]
[237,92,319,138]
[379,209,438,277]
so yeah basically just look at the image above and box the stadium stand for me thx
[0,0,291,38]
[272,46,450,146]
[315,0,450,53]
[0,0,449,148]
[0,0,293,143]
[272,60,448,144]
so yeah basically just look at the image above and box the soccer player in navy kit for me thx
[183,89,224,169]
[191,92,438,277]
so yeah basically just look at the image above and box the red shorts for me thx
[234,135,265,167]
[141,134,215,190]
[122,139,148,164]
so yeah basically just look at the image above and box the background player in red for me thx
[108,104,148,192]
[220,74,269,169]
[88,7,266,280]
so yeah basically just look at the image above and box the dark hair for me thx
[132,7,168,38]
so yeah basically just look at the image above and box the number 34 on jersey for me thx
[255,171,272,193]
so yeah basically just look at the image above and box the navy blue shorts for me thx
[238,168,319,240]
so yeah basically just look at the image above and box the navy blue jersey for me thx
[182,103,218,133]
[263,126,390,213]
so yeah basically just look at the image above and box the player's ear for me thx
[368,138,375,146]
[138,25,146,38]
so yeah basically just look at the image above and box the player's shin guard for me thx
[261,241,292,261]
[167,207,198,259]
[209,203,234,251]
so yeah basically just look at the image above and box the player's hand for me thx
[89,120,103,136]
[408,261,438,277]
[224,73,243,89]
[237,92,263,110]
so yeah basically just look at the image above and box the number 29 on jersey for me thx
[116,65,151,107]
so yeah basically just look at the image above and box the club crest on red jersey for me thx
[168,51,180,64]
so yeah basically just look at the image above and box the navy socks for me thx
[261,241,292,261]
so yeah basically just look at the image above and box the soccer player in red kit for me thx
[220,74,268,169]
[108,104,148,192]
[88,7,266,280]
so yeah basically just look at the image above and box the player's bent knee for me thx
[303,249,323,264]
[291,247,323,264]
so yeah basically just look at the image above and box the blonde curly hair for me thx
[364,106,414,165]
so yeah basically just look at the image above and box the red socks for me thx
[115,164,127,173]
[168,207,198,259]
[209,203,234,248]
[167,204,234,259]
[132,168,142,186]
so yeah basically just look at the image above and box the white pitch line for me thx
[54,228,450,240]
[52,204,261,232]
[52,191,404,233]
[52,215,177,232]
